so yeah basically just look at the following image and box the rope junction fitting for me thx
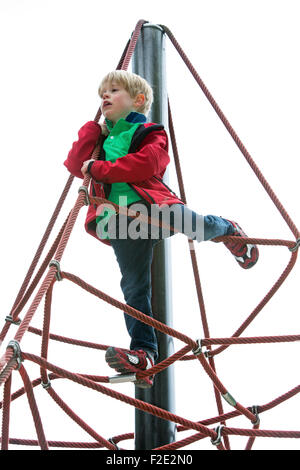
[192,339,212,358]
[41,375,52,390]
[78,185,90,206]
[49,260,62,281]
[5,316,21,326]
[289,238,300,252]
[7,340,23,371]
[0,20,299,451]
[192,339,202,356]
[211,425,224,446]
[108,437,120,450]
[251,406,260,426]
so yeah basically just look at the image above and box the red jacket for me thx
[64,121,183,245]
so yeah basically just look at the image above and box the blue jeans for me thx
[108,204,234,357]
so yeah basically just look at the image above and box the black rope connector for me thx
[7,340,23,370]
[251,405,260,426]
[49,259,62,281]
[289,238,300,252]
[211,425,224,446]
[108,437,120,450]
[78,185,90,206]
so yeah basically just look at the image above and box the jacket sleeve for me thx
[64,121,102,178]
[88,130,170,183]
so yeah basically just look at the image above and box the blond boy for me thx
[64,70,258,387]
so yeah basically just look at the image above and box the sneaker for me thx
[105,346,155,389]
[223,221,259,269]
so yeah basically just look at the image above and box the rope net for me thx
[1,20,299,451]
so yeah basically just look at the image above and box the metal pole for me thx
[132,23,176,450]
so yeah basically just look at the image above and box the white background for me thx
[0,0,299,451]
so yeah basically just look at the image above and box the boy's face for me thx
[100,81,140,124]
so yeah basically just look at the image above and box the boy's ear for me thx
[134,93,145,109]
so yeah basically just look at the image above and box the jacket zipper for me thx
[153,175,179,198]
[128,183,156,204]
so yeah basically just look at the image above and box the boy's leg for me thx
[165,204,259,269]
[107,235,157,388]
[159,204,234,241]
[109,236,158,358]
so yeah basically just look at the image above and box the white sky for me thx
[0,0,299,450]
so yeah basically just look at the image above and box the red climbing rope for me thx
[1,20,299,451]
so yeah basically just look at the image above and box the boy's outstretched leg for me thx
[173,205,259,269]
[177,205,259,269]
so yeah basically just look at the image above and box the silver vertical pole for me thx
[132,23,176,450]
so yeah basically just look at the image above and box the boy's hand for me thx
[81,159,95,176]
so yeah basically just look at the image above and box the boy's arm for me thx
[86,130,170,183]
[64,121,102,178]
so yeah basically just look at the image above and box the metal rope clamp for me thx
[108,437,120,450]
[251,405,260,426]
[204,349,212,359]
[78,185,90,206]
[193,338,212,358]
[7,340,23,370]
[49,259,62,281]
[211,425,224,446]
[5,315,21,326]
[41,374,52,390]
[289,238,300,252]
[192,338,203,356]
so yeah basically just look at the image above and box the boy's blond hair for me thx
[98,70,153,115]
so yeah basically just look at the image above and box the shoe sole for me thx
[105,347,130,374]
[226,223,259,269]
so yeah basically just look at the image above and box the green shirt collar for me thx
[105,112,146,132]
